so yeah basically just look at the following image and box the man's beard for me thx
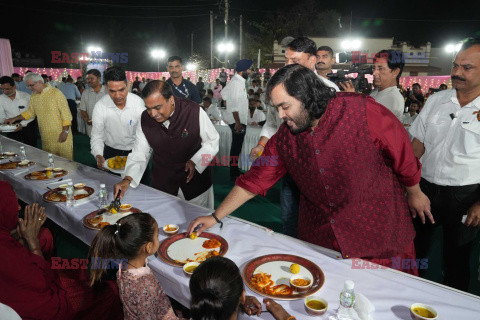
[284,109,313,134]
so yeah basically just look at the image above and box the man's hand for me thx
[96,155,105,169]
[113,179,131,199]
[465,201,480,227]
[4,117,20,125]
[263,298,291,320]
[339,80,355,92]
[250,144,264,159]
[58,130,68,143]
[185,160,196,183]
[241,296,262,316]
[406,185,434,224]
[187,215,217,236]
[18,203,47,249]
[13,124,23,132]
[87,119,92,125]
[234,122,243,132]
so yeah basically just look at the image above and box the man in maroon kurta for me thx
[188,64,433,272]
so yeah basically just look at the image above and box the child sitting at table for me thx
[89,212,181,320]
[190,256,295,320]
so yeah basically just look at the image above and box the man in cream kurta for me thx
[5,73,73,159]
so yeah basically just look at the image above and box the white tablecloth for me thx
[239,125,262,171]
[214,123,232,167]
[1,135,479,320]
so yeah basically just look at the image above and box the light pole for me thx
[216,41,234,67]
[151,49,166,73]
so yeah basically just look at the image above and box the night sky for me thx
[2,0,480,71]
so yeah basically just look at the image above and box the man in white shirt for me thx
[0,76,37,147]
[247,99,266,126]
[369,49,405,119]
[315,45,341,91]
[400,103,418,127]
[79,69,106,137]
[221,59,252,179]
[91,66,145,170]
[409,38,480,292]
[202,97,221,120]
[114,80,219,209]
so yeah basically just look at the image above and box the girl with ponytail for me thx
[190,256,294,320]
[89,212,181,320]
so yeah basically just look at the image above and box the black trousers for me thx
[104,144,151,186]
[6,119,38,147]
[67,99,78,134]
[228,123,246,176]
[414,178,480,291]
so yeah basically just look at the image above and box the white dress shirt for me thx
[221,73,248,125]
[90,93,145,157]
[409,89,480,186]
[79,85,106,118]
[204,103,222,120]
[0,90,34,127]
[124,108,219,188]
[247,108,266,126]
[400,113,418,126]
[370,86,405,119]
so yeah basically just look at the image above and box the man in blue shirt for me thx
[12,73,32,94]
[166,56,201,104]
[59,77,81,134]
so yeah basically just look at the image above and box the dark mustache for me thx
[451,75,466,81]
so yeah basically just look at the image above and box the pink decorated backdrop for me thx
[11,66,451,93]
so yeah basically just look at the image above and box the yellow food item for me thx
[189,232,197,240]
[184,265,197,273]
[413,307,435,318]
[291,278,310,286]
[108,156,128,169]
[306,300,326,310]
[290,263,300,274]
[109,208,117,214]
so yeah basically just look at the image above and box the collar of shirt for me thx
[442,89,480,110]
[89,85,105,94]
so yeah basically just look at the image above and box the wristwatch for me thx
[63,129,69,134]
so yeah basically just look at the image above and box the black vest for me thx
[141,97,213,200]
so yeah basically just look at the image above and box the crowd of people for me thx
[1,36,479,319]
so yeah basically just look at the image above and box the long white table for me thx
[1,135,479,319]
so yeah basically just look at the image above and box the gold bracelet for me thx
[286,317,296,320]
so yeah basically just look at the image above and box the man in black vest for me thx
[114,80,219,209]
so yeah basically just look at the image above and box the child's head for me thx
[88,212,158,286]
[190,256,244,320]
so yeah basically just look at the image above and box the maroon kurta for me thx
[237,93,421,259]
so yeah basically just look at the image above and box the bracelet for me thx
[211,212,224,229]
[286,317,296,320]
[258,141,266,148]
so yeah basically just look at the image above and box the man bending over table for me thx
[189,64,433,273]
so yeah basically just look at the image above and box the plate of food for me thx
[25,168,68,180]
[1,152,19,158]
[104,156,127,174]
[0,160,35,170]
[43,186,95,203]
[158,232,228,267]
[243,254,325,300]
[0,124,19,133]
[82,205,142,230]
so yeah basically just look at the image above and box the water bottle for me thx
[338,280,356,319]
[66,182,74,207]
[19,146,26,160]
[48,153,54,168]
[99,184,107,208]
